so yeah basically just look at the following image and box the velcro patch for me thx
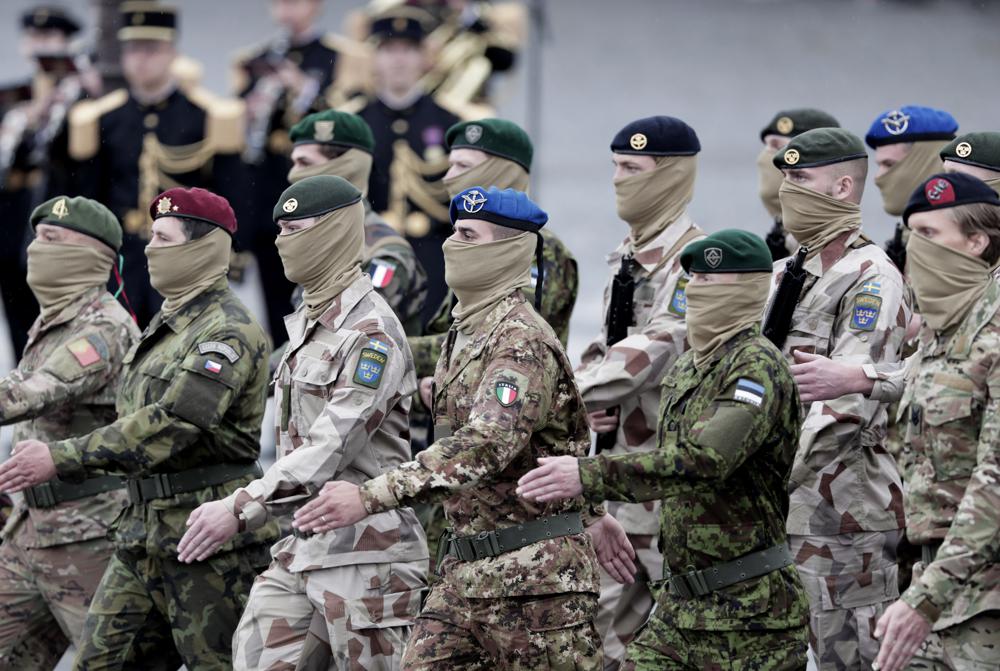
[850,294,882,332]
[353,348,388,389]
[733,378,765,407]
[367,338,390,354]
[198,341,239,363]
[668,276,689,317]
[495,381,519,406]
[369,260,397,289]
[67,338,101,367]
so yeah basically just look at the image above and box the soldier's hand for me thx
[516,456,583,502]
[419,376,434,410]
[177,501,240,563]
[873,599,932,671]
[587,408,619,433]
[294,481,367,533]
[0,440,56,493]
[790,351,874,402]
[586,515,636,585]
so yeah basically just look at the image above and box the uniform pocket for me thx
[522,593,601,671]
[786,307,834,357]
[344,561,427,631]
[290,356,340,426]
[922,394,978,481]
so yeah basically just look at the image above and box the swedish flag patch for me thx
[668,276,689,317]
[850,293,882,332]
[353,348,388,389]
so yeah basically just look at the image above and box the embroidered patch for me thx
[530,264,539,289]
[369,260,397,289]
[67,338,101,367]
[353,348,388,389]
[367,338,390,354]
[198,341,239,363]
[860,281,881,297]
[850,293,882,331]
[204,359,223,374]
[668,276,689,317]
[495,381,519,406]
[733,378,765,407]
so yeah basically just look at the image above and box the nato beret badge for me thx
[449,186,547,232]
[681,229,773,274]
[31,195,122,251]
[150,187,238,235]
[773,127,866,170]
[940,132,1000,172]
[611,116,700,157]
[865,105,958,148]
[902,172,1000,226]
[274,175,362,222]
[445,119,533,171]
[289,110,375,154]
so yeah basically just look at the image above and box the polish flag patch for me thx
[204,359,223,374]
[495,381,519,407]
[369,260,397,288]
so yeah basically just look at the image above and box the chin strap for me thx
[533,232,544,312]
[113,253,138,324]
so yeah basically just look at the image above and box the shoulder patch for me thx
[495,381,519,407]
[353,347,388,389]
[198,341,240,363]
[67,337,102,367]
[850,293,882,332]
[368,260,397,288]
[668,275,689,317]
[733,378,765,407]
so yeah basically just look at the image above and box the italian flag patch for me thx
[495,381,519,407]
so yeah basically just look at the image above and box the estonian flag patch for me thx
[733,378,765,407]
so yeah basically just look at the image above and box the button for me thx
[144,113,158,129]
[391,119,409,135]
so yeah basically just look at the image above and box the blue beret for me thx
[610,116,700,156]
[865,105,958,148]
[903,173,1000,226]
[449,186,548,232]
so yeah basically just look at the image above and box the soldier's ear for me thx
[967,230,989,258]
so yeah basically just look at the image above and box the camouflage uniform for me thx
[0,287,138,669]
[46,279,278,670]
[895,280,1000,668]
[360,291,603,670]
[365,206,428,337]
[575,214,704,667]
[227,274,428,671]
[768,228,911,669]
[579,326,809,670]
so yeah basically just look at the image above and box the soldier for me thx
[574,115,705,669]
[866,105,958,271]
[518,229,811,669]
[767,127,912,670]
[289,186,634,669]
[177,176,428,670]
[351,7,462,325]
[756,108,840,261]
[287,110,427,335]
[0,187,277,669]
[941,131,1000,191]
[0,196,138,669]
[67,2,247,328]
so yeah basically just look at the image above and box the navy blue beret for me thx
[449,186,548,232]
[610,116,700,156]
[903,173,1000,226]
[865,105,958,148]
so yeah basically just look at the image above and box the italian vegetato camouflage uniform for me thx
[360,291,604,669]
[365,205,428,337]
[0,287,138,669]
[894,280,1000,668]
[575,214,704,663]
[227,274,428,671]
[46,279,278,670]
[768,228,911,669]
[580,326,810,670]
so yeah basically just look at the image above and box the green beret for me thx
[445,119,533,171]
[681,229,772,274]
[940,132,1000,172]
[760,108,840,141]
[30,195,122,252]
[289,110,375,154]
[273,175,362,222]
[772,127,867,170]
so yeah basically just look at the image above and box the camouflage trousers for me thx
[402,579,602,670]
[74,544,270,670]
[596,532,662,670]
[788,530,902,671]
[233,558,427,670]
[0,528,113,670]
[907,610,1000,669]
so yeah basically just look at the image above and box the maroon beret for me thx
[148,187,237,235]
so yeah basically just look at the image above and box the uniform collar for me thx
[703,325,761,369]
[443,291,524,384]
[27,285,105,342]
[608,212,695,274]
[283,274,374,346]
[802,227,864,278]
[945,279,1000,360]
[154,277,230,334]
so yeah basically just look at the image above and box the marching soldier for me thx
[518,229,811,669]
[0,187,278,669]
[768,128,912,670]
[0,196,138,669]
[574,115,705,670]
[67,2,247,328]
[178,176,428,670]
[941,131,1000,191]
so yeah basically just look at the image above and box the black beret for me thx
[903,173,1000,226]
[772,127,867,170]
[21,6,80,35]
[610,116,700,157]
[760,108,840,141]
[681,229,773,274]
[940,132,1000,172]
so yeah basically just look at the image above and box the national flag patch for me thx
[353,348,388,389]
[67,338,101,367]
[204,359,223,374]
[860,281,881,296]
[495,381,519,406]
[530,264,539,289]
[668,276,689,317]
[367,338,390,354]
[850,293,881,332]
[369,260,397,289]
[733,378,765,407]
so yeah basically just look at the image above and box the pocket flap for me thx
[291,356,340,387]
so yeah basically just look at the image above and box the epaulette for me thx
[171,55,204,92]
[68,88,128,160]
[187,87,246,154]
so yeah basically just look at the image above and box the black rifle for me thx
[885,222,906,273]
[762,246,809,349]
[594,256,636,454]
[765,219,790,262]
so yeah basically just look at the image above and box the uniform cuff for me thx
[901,584,941,626]
[578,457,607,503]
[48,439,87,483]
[222,489,268,532]
[360,474,399,514]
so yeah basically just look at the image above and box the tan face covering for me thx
[145,227,231,314]
[614,156,696,249]
[983,176,1000,194]
[444,231,535,334]
[779,180,862,258]
[442,155,530,199]
[874,141,948,216]
[906,230,991,332]
[287,148,374,196]
[684,275,771,369]
[26,240,113,324]
[275,202,364,320]
[757,147,785,220]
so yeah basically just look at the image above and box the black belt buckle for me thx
[25,482,56,509]
[469,530,502,560]
[670,565,710,599]
[125,478,142,504]
[149,473,173,499]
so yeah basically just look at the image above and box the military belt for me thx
[665,542,794,599]
[445,511,584,563]
[921,541,943,565]
[24,475,124,509]
[125,462,262,504]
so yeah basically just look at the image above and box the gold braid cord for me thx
[385,140,451,235]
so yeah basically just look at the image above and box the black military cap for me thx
[903,173,1000,226]
[759,108,840,141]
[772,127,867,170]
[940,132,1000,172]
[610,116,700,157]
[370,7,431,44]
[21,6,80,35]
[118,2,178,42]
